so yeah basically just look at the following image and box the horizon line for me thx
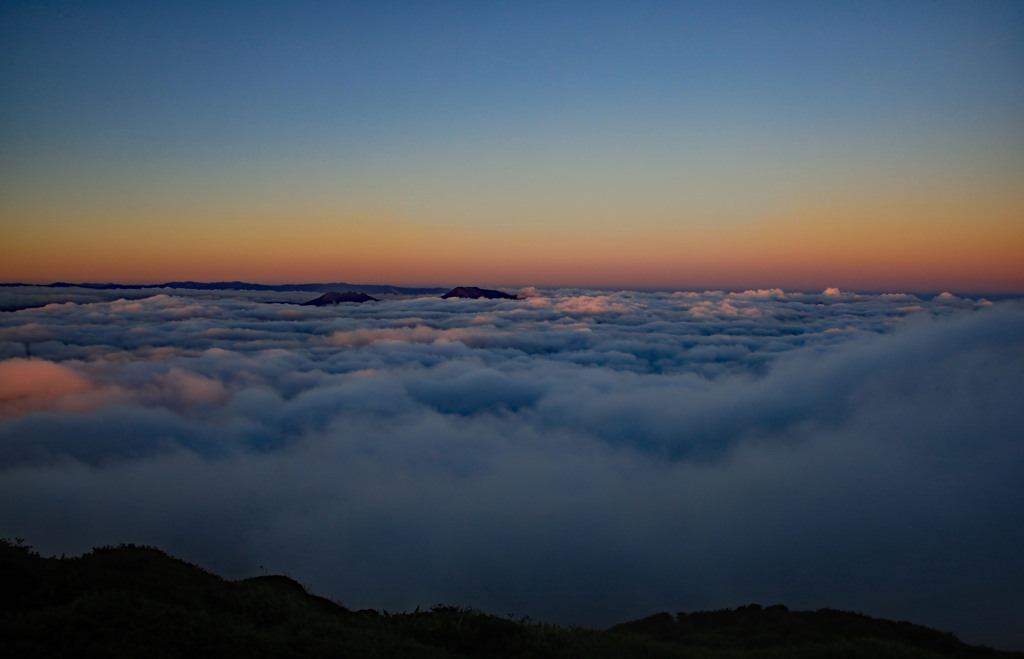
[2,280,1022,300]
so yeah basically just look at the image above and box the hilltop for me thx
[442,286,517,299]
[3,539,1018,658]
[301,291,379,305]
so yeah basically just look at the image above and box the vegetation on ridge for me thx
[3,539,1019,658]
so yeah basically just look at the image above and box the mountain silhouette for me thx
[301,291,379,305]
[2,281,448,295]
[441,286,517,299]
[3,539,1019,657]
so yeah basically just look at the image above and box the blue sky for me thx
[8,2,1020,155]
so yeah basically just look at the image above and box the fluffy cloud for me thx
[0,358,94,416]
[0,286,1022,649]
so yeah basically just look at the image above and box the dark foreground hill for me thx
[2,540,1018,658]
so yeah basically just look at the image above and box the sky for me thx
[1,1,1022,291]
[1,285,1022,650]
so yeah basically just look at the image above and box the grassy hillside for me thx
[3,539,1019,658]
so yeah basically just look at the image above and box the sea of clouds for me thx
[1,285,1022,648]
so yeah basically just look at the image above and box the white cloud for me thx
[1,286,1022,648]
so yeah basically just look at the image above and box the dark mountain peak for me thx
[441,286,517,300]
[301,291,379,306]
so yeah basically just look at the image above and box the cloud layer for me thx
[1,286,1022,649]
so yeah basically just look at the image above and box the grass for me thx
[2,539,1020,658]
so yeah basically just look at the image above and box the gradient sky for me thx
[2,1,1022,291]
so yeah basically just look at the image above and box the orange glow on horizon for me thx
[2,191,1022,293]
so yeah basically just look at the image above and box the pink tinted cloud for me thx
[0,358,96,417]
[525,295,636,317]
[159,369,229,407]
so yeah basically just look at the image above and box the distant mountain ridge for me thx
[442,286,517,299]
[301,291,379,305]
[0,281,448,295]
